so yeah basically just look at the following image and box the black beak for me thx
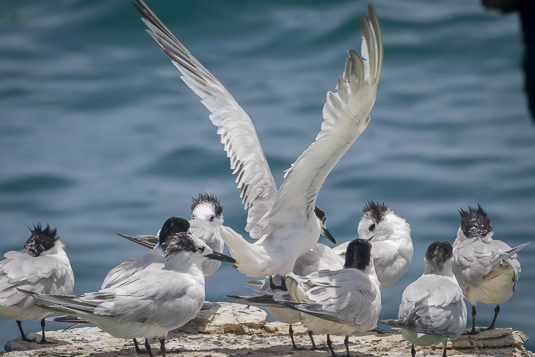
[204,251,240,264]
[322,227,338,247]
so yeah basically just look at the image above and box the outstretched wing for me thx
[133,0,277,237]
[253,5,383,238]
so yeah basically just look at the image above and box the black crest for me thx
[161,231,198,257]
[191,193,223,217]
[158,216,190,246]
[425,241,453,269]
[344,239,372,271]
[23,223,59,257]
[362,201,389,223]
[459,205,492,239]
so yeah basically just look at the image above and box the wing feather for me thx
[133,0,277,237]
[255,7,382,236]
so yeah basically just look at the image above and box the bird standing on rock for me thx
[230,239,382,357]
[25,217,238,357]
[0,224,74,344]
[452,205,530,335]
[381,241,466,357]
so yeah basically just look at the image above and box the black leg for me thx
[442,346,447,357]
[16,320,36,342]
[472,305,477,332]
[144,338,154,357]
[344,336,350,357]
[327,334,336,357]
[289,324,304,350]
[411,343,416,357]
[308,330,327,350]
[308,330,317,349]
[133,338,142,354]
[484,304,500,330]
[38,318,49,344]
[463,305,478,335]
[159,337,166,357]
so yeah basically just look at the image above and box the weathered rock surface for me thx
[3,302,533,356]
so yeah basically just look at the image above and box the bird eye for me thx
[369,223,376,232]
[198,246,205,253]
[209,215,215,222]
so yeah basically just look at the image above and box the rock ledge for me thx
[3,302,533,356]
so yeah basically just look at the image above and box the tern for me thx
[25,216,238,357]
[115,193,225,277]
[230,239,382,357]
[50,217,190,331]
[313,201,413,291]
[102,216,190,289]
[452,205,530,335]
[381,241,467,357]
[241,201,409,348]
[0,224,74,343]
[132,0,382,277]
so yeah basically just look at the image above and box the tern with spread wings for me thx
[133,0,382,277]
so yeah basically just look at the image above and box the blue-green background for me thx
[1,0,534,352]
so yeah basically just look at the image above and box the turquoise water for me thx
[1,0,534,352]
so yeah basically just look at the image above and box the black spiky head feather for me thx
[459,205,492,239]
[191,193,223,218]
[344,239,372,271]
[362,201,389,223]
[23,223,59,257]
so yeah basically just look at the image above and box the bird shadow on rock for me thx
[4,334,70,352]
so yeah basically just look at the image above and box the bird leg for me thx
[327,334,337,357]
[483,304,500,331]
[308,330,327,350]
[289,324,305,350]
[159,337,166,357]
[38,318,51,344]
[133,339,142,354]
[411,343,416,357]
[144,338,154,357]
[463,305,479,335]
[16,320,35,342]
[344,335,350,357]
[442,347,447,357]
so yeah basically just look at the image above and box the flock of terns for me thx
[0,1,530,357]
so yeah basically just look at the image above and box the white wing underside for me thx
[134,1,276,237]
[135,1,383,240]
[257,6,382,236]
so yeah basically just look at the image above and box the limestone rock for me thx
[3,302,533,356]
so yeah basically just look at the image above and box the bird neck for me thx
[424,259,454,277]
[164,253,205,276]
